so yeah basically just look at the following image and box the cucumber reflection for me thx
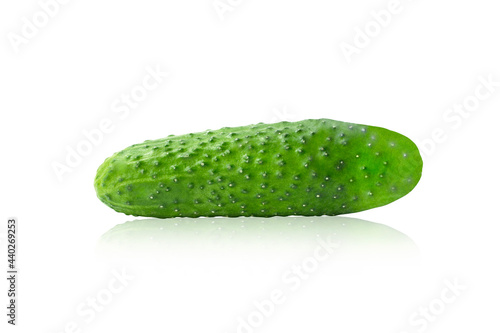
[97,216,418,264]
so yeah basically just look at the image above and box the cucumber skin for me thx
[94,119,422,218]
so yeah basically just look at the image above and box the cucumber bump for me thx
[94,119,422,218]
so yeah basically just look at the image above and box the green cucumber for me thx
[94,119,422,218]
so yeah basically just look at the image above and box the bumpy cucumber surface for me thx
[94,119,422,218]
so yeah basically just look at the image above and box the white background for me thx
[1,0,499,332]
